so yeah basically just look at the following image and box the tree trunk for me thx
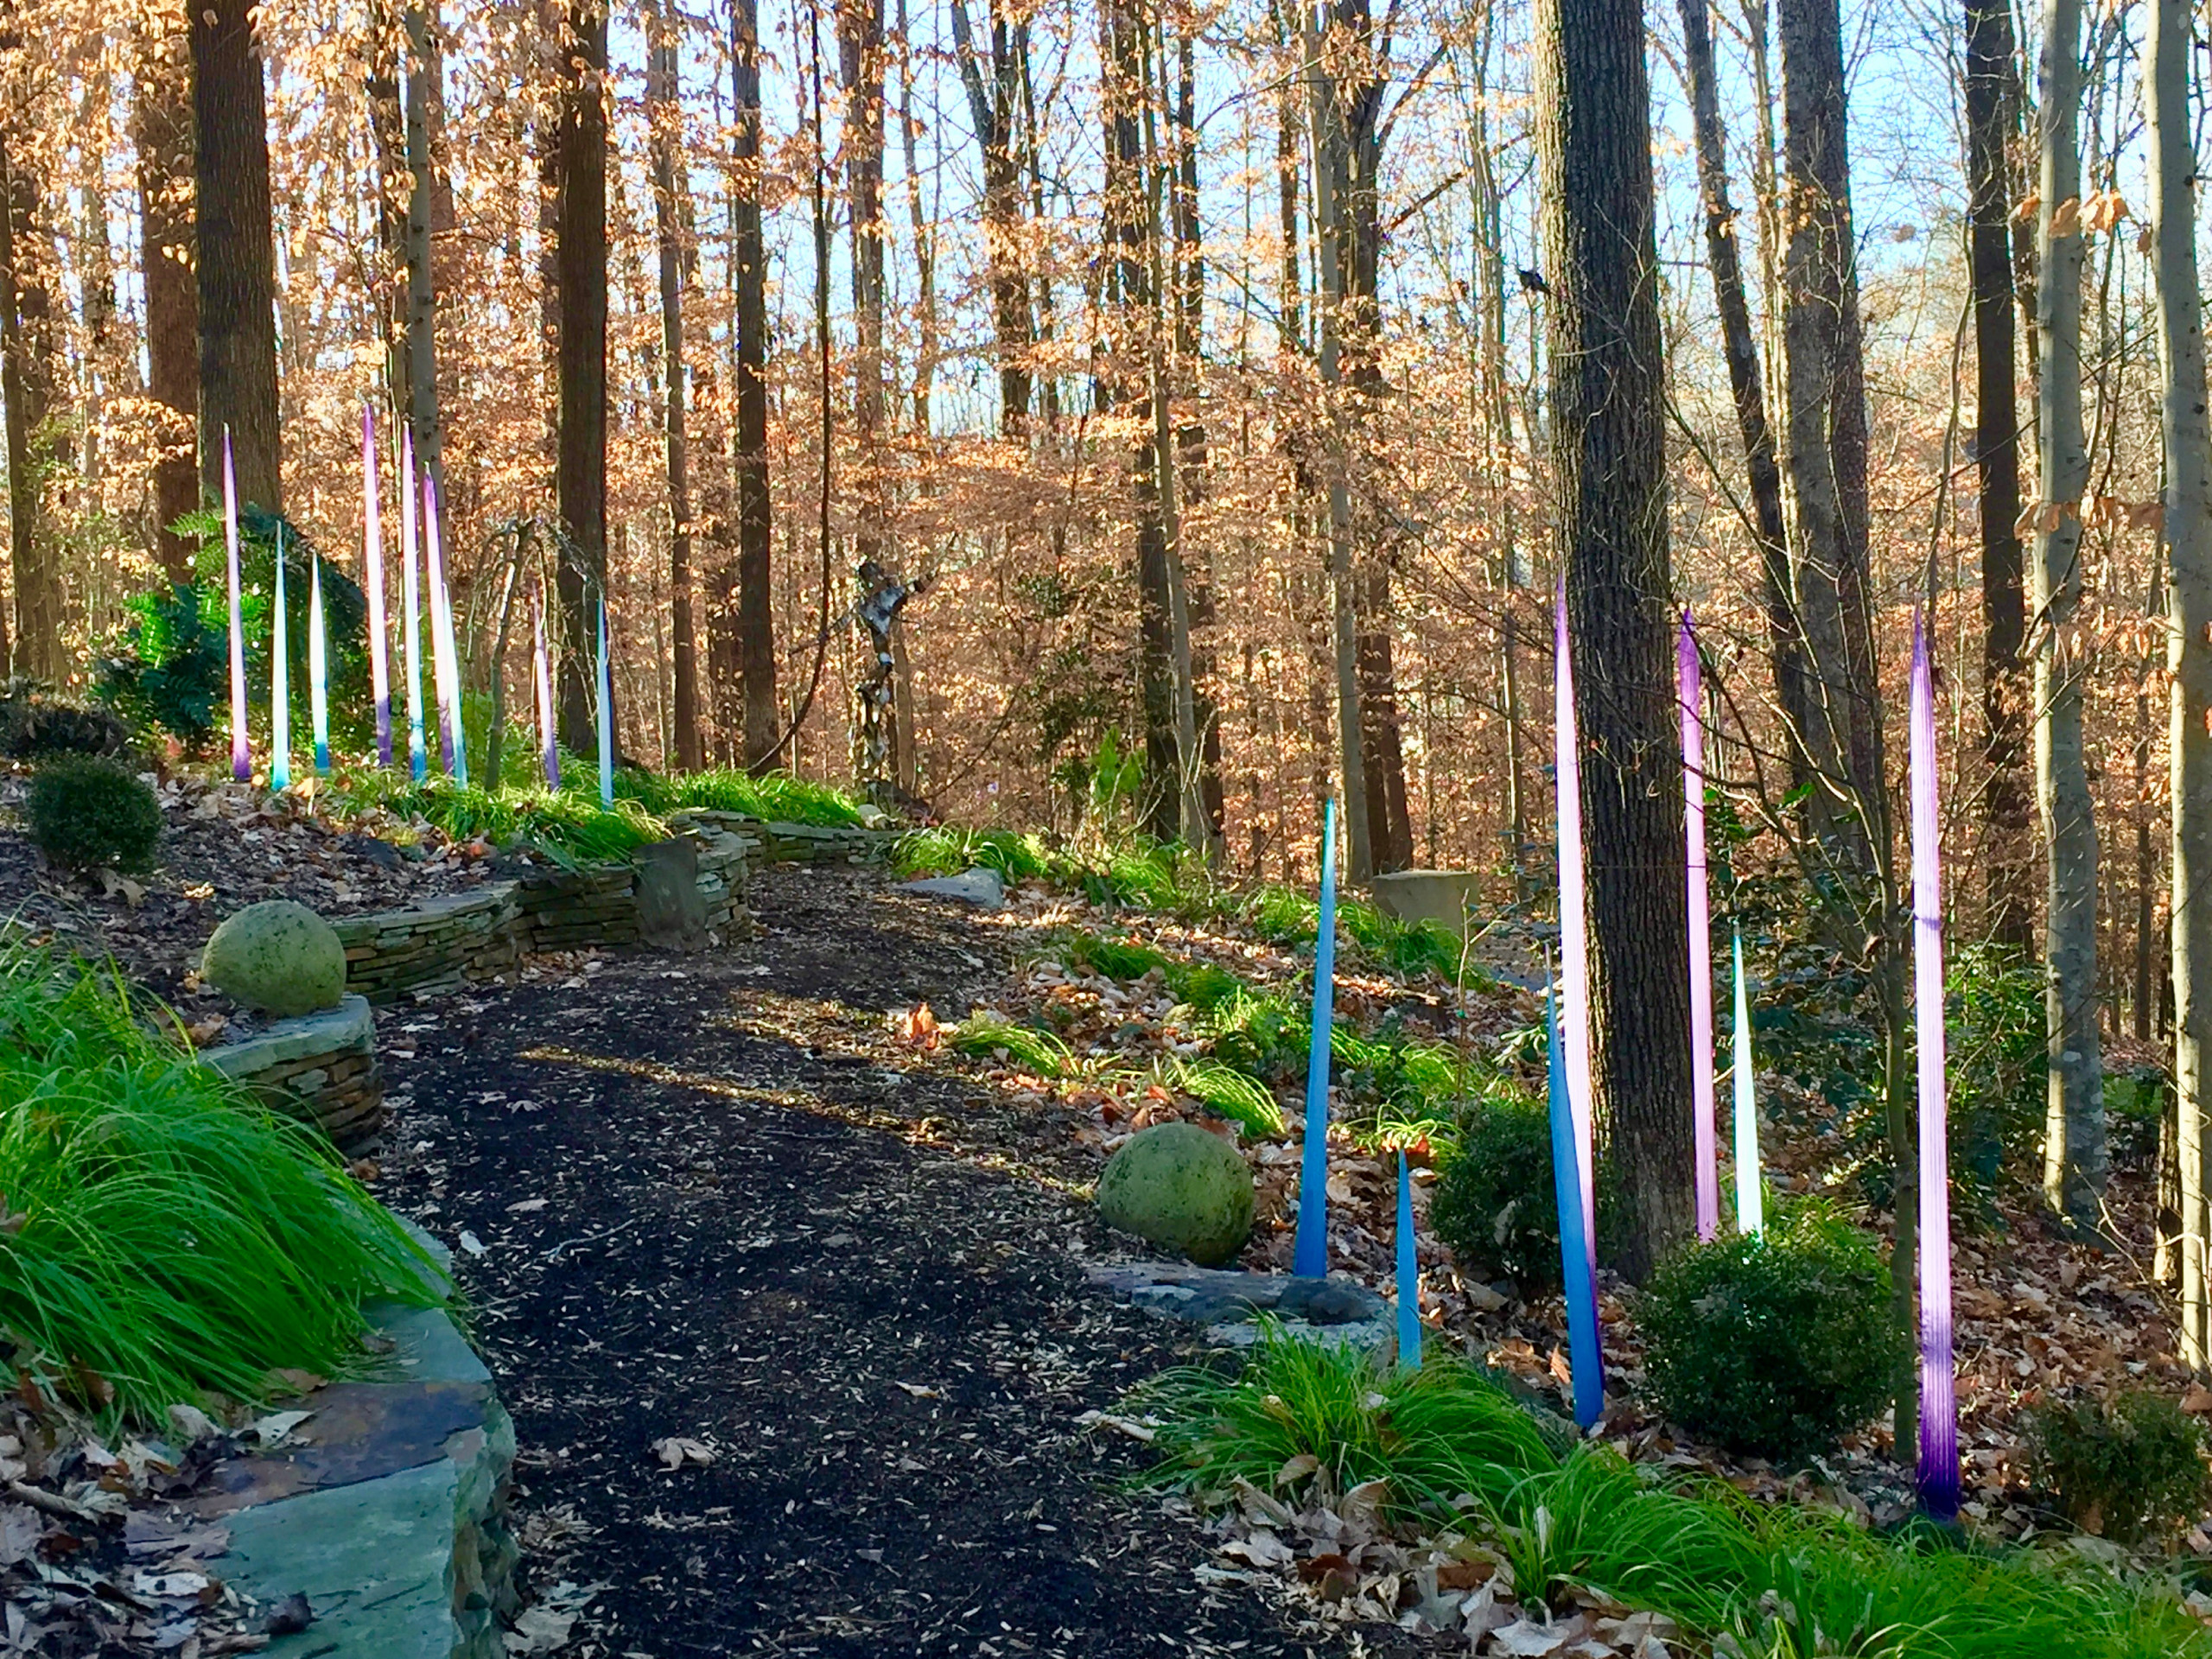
[1966,0,2032,948]
[0,113,39,679]
[730,0,778,765]
[1534,0,1696,1281]
[1171,27,1224,848]
[132,19,199,581]
[2030,0,2106,1230]
[895,0,936,438]
[1302,3,1370,882]
[404,2,447,498]
[365,0,409,407]
[553,0,609,752]
[2149,0,2212,1369]
[1333,0,1410,874]
[191,0,281,516]
[950,0,1033,438]
[1678,0,1805,778]
[1777,0,1913,1465]
[840,0,887,564]
[645,0,701,770]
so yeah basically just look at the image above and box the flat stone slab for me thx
[181,1230,514,1657]
[1087,1263,1392,1350]
[203,994,375,1077]
[899,868,1006,908]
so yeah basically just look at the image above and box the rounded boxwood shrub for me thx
[1639,1203,1903,1459]
[26,756,162,874]
[1430,1087,1621,1291]
[2026,1390,2211,1547]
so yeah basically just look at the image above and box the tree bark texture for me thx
[730,0,778,766]
[1678,0,1804,779]
[1777,0,1878,880]
[645,0,700,770]
[554,0,609,752]
[132,20,200,581]
[950,0,1033,437]
[2148,0,2212,1369]
[2031,0,2106,1230]
[191,0,282,516]
[1966,0,2032,948]
[1534,0,1696,1281]
[404,1,447,498]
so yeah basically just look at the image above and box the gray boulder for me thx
[899,868,1006,909]
[202,899,348,1018]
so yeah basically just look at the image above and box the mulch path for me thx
[378,867,1415,1658]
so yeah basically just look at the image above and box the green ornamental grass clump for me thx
[1640,1202,1904,1459]
[1135,1331,2212,1659]
[27,755,163,873]
[2027,1389,2212,1547]
[0,950,442,1421]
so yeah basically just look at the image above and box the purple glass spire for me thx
[1554,582,1595,1273]
[1681,611,1718,1240]
[1911,613,1958,1519]
[223,430,250,782]
[362,406,392,766]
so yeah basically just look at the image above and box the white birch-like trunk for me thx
[2031,0,2106,1230]
[2150,0,2212,1367]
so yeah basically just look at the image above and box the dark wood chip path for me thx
[379,867,1413,1658]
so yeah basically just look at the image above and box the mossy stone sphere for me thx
[201,899,347,1019]
[1096,1122,1255,1268]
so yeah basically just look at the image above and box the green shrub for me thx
[2026,1391,2212,1547]
[1640,1204,1904,1459]
[1431,1085,1623,1290]
[27,757,163,873]
[0,950,442,1421]
[99,580,229,742]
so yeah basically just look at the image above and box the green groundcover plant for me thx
[1133,1332,2212,1659]
[0,950,443,1423]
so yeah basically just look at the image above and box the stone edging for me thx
[198,1234,514,1658]
[204,993,386,1158]
[333,814,895,1005]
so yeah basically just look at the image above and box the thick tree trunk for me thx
[1334,0,1410,874]
[1677,0,1804,775]
[1777,0,1878,877]
[1534,0,1696,1281]
[2148,0,2212,1369]
[895,0,936,438]
[645,0,701,770]
[1171,29,1224,848]
[132,22,200,581]
[553,0,609,752]
[1966,0,2032,948]
[1302,4,1370,881]
[730,0,778,766]
[191,0,281,516]
[0,115,40,680]
[404,2,446,497]
[2031,0,2106,1230]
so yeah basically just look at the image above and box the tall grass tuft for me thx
[1133,1333,2212,1659]
[0,953,442,1423]
[617,766,864,827]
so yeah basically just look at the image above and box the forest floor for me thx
[4,786,2207,1655]
[374,866,1428,1658]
